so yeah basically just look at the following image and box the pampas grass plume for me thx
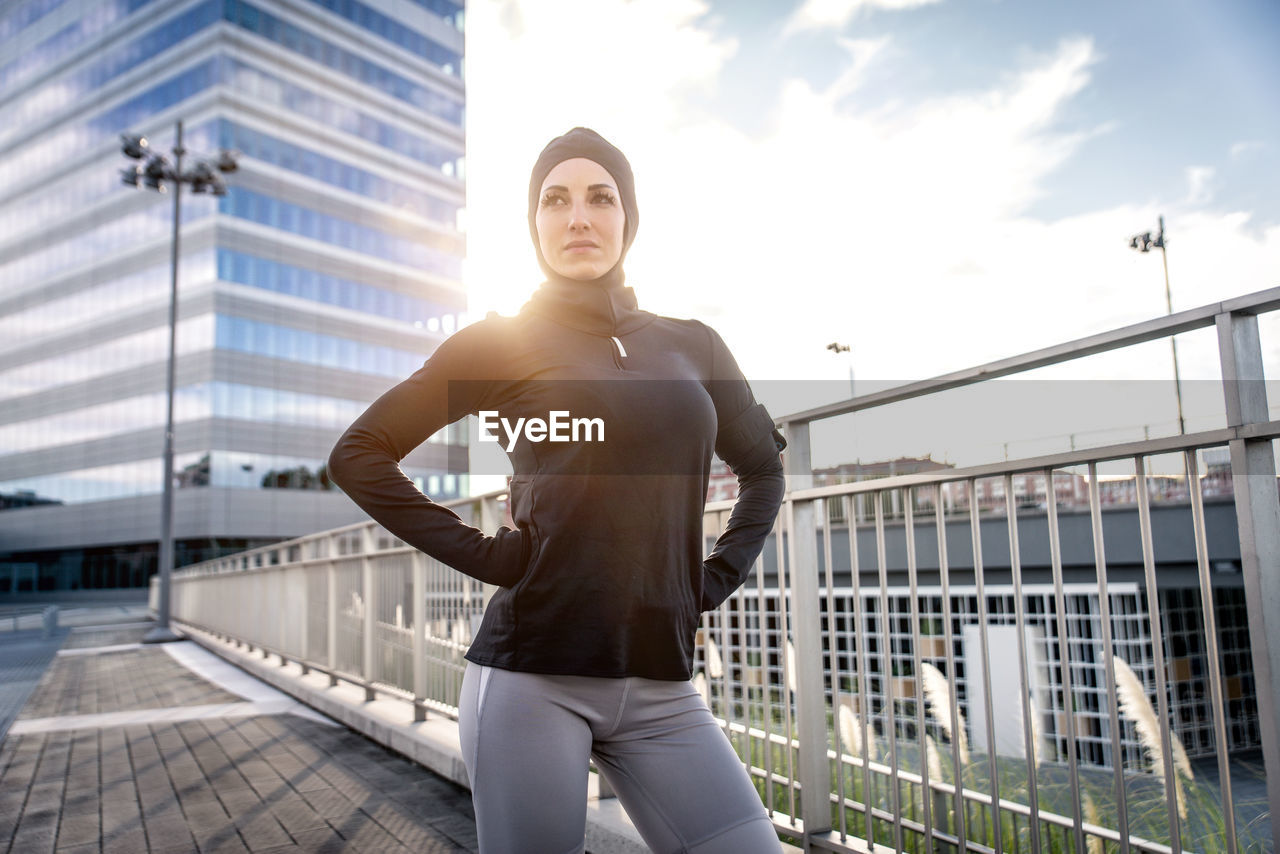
[706,636,723,679]
[1083,791,1104,854]
[838,698,863,757]
[1113,654,1190,818]
[920,661,969,764]
[924,734,943,783]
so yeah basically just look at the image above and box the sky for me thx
[459,0,1280,472]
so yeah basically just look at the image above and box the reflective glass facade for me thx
[0,0,466,591]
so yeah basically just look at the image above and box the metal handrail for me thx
[783,285,1280,424]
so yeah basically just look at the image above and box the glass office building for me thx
[0,0,468,591]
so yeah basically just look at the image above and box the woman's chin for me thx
[554,263,607,281]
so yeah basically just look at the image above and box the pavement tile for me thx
[0,791,28,816]
[199,832,252,853]
[335,818,406,854]
[183,801,234,836]
[286,769,333,793]
[267,798,328,835]
[60,792,99,818]
[10,825,57,854]
[52,844,101,854]
[53,812,98,848]
[232,813,293,852]
[288,827,348,853]
[101,829,148,854]
[143,814,197,849]
[18,804,60,830]
[300,789,359,820]
[428,812,480,850]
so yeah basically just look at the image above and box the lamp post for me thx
[1128,215,1185,436]
[120,120,236,643]
[826,341,854,399]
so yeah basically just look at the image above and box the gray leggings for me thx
[458,663,781,854]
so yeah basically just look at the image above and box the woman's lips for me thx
[564,241,598,253]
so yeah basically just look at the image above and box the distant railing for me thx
[166,287,1280,853]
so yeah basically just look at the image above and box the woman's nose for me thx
[568,203,590,230]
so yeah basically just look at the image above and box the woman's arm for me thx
[702,430,785,611]
[327,323,529,587]
[699,323,787,611]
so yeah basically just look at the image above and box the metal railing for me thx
[166,287,1280,853]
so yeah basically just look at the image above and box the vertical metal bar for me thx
[759,535,776,816]
[1187,450,1239,853]
[874,494,903,853]
[413,551,427,721]
[904,487,934,852]
[297,565,308,672]
[326,555,337,686]
[847,493,875,844]
[362,525,376,700]
[1004,474,1041,853]
[717,600,731,737]
[1044,468,1085,854]
[785,422,831,840]
[1088,462,1130,853]
[969,478,1003,854]
[821,497,848,840]
[1133,457,1182,852]
[777,497,798,826]
[1215,310,1280,845]
[736,566,751,772]
[934,487,967,850]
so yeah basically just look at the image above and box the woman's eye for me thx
[540,193,566,207]
[591,192,616,205]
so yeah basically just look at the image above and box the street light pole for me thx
[1129,215,1186,435]
[827,341,854,398]
[120,120,236,643]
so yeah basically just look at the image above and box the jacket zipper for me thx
[606,294,626,369]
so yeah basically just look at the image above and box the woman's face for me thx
[535,157,626,281]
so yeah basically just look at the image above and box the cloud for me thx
[1229,140,1265,158]
[783,0,944,35]
[1185,166,1214,205]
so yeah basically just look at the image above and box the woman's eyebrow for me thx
[541,183,617,193]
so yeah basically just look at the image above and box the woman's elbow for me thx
[326,433,359,490]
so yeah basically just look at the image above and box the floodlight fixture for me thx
[143,157,168,192]
[215,149,239,173]
[189,162,217,193]
[121,133,148,159]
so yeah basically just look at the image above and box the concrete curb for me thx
[175,624,653,854]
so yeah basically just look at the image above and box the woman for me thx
[328,127,786,853]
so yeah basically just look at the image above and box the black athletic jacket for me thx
[327,278,785,679]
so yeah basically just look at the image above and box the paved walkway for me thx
[0,622,478,854]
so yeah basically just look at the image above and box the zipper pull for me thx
[610,335,628,358]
